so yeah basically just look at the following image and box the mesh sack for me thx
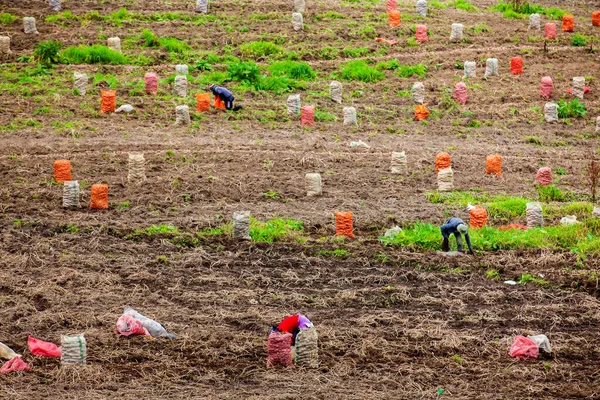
[90,184,109,209]
[529,13,540,30]
[343,107,357,125]
[174,75,187,97]
[391,151,406,174]
[128,153,146,183]
[450,23,463,42]
[175,64,189,74]
[463,61,476,78]
[214,96,226,110]
[267,332,293,368]
[484,58,498,78]
[562,14,574,32]
[233,211,251,240]
[63,181,80,208]
[540,76,553,99]
[335,211,355,238]
[435,152,451,173]
[389,10,401,27]
[386,0,397,13]
[544,102,558,122]
[560,215,578,225]
[294,327,318,368]
[306,173,322,196]
[61,335,86,365]
[572,77,585,100]
[469,206,487,228]
[144,72,158,95]
[437,167,453,192]
[73,72,88,96]
[454,81,467,105]
[330,81,342,104]
[596,116,600,133]
[292,12,303,31]
[287,94,301,115]
[526,202,543,228]
[416,0,427,18]
[416,24,428,43]
[536,167,552,186]
[486,154,502,177]
[412,82,425,104]
[196,0,208,13]
[107,37,121,53]
[54,160,72,183]
[593,206,600,218]
[0,36,11,54]
[49,0,61,11]
[593,11,600,27]
[545,23,557,39]
[196,93,210,112]
[294,0,305,13]
[23,17,39,34]
[414,104,429,120]
[175,105,191,125]
[100,90,116,113]
[510,57,523,75]
[301,106,315,126]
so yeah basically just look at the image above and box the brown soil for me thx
[1,0,600,398]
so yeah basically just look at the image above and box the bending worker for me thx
[209,83,243,111]
[268,314,313,345]
[440,217,474,255]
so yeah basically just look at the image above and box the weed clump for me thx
[339,60,384,83]
[240,41,282,58]
[557,98,586,119]
[269,61,316,80]
[60,45,127,64]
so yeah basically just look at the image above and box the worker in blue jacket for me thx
[209,84,243,111]
[440,217,473,254]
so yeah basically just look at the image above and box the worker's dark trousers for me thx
[442,233,463,251]
[225,99,234,110]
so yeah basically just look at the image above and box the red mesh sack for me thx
[415,25,428,43]
[28,336,62,358]
[486,154,502,177]
[469,206,487,229]
[266,332,294,368]
[196,93,210,112]
[414,104,429,121]
[454,82,468,105]
[116,314,149,336]
[536,167,552,186]
[593,11,600,27]
[545,23,557,39]
[499,224,528,231]
[335,212,355,239]
[1,357,31,374]
[214,96,226,110]
[301,106,315,126]
[562,14,574,32]
[54,160,72,183]
[510,57,523,75]
[90,184,109,209]
[540,76,553,99]
[388,10,401,27]
[509,335,539,360]
[386,0,397,13]
[435,152,451,174]
[144,72,158,95]
[100,90,116,114]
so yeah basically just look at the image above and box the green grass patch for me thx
[572,34,589,47]
[141,29,190,53]
[60,45,128,65]
[449,0,479,12]
[339,60,385,83]
[0,13,18,24]
[240,41,282,58]
[317,249,350,257]
[269,61,316,80]
[396,63,428,78]
[342,47,370,58]
[489,2,567,20]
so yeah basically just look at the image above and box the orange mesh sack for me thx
[54,160,72,183]
[214,96,226,110]
[469,206,487,229]
[562,14,574,32]
[388,10,401,27]
[90,184,109,209]
[486,154,502,177]
[593,12,600,27]
[196,93,210,112]
[335,212,355,239]
[414,104,429,121]
[510,57,523,75]
[100,90,116,114]
[435,152,451,174]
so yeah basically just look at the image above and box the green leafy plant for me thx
[339,60,384,83]
[557,98,587,119]
[396,63,428,78]
[250,218,304,243]
[196,59,213,71]
[34,40,62,66]
[240,41,281,58]
[60,45,128,64]
[537,184,566,202]
[572,34,588,47]
[227,61,261,83]
[268,61,316,80]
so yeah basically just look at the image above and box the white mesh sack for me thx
[544,102,558,122]
[107,37,121,53]
[287,94,301,115]
[128,153,146,183]
[391,152,407,174]
[0,36,10,54]
[572,77,585,100]
[73,72,88,96]
[292,12,303,31]
[175,105,191,125]
[529,14,541,30]
[174,75,187,97]
[484,58,498,78]
[416,0,427,18]
[23,17,39,34]
[294,0,305,13]
[233,211,251,240]
[463,61,476,79]
[526,202,543,228]
[330,81,342,104]
[450,23,463,42]
[49,0,61,11]
[437,167,454,192]
[412,82,425,104]
[305,173,322,196]
[63,181,80,208]
[343,107,357,125]
[196,0,208,13]
[175,64,189,74]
